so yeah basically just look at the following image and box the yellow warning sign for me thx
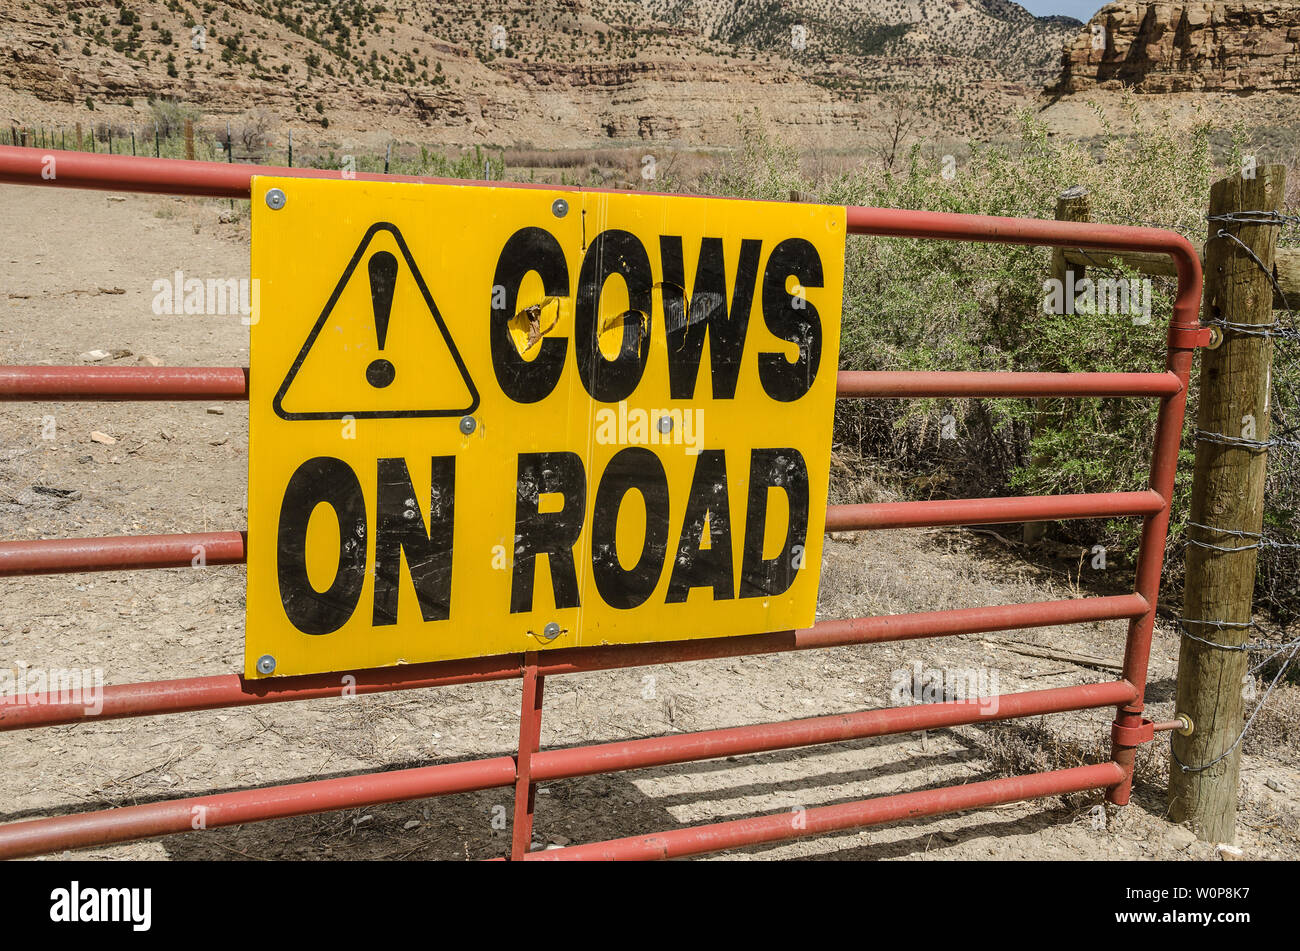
[246,177,845,678]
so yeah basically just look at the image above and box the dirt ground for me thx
[1,183,1297,861]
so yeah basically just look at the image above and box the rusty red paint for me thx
[527,763,1125,860]
[0,682,1133,860]
[510,657,546,861]
[824,491,1164,532]
[0,532,246,576]
[836,370,1184,398]
[0,365,249,401]
[0,595,1148,731]
[0,366,1179,402]
[0,490,1157,573]
[0,146,1202,859]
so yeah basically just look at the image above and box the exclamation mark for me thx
[365,250,399,388]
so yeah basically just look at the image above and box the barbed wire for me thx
[1201,317,1300,341]
[1194,429,1300,451]
[1211,227,1293,313]
[1176,618,1300,652]
[1172,206,1300,770]
[1206,210,1300,229]
[1171,639,1300,774]
[849,204,1298,771]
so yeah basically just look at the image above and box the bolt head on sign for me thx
[245,177,845,677]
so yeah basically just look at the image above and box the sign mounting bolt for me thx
[657,415,673,434]
[541,622,561,641]
[265,188,287,210]
[551,198,569,218]
[459,415,477,435]
[256,654,277,674]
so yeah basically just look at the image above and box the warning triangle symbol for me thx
[273,222,479,421]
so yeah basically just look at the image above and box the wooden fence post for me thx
[1168,164,1285,841]
[1025,185,1091,544]
[184,119,195,161]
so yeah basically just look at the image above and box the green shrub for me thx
[690,108,1300,604]
[149,97,199,136]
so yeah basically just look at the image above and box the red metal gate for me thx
[0,145,1205,860]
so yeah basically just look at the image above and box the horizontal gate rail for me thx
[530,762,1126,861]
[0,531,247,575]
[836,370,1184,398]
[1,490,1159,574]
[0,365,250,400]
[0,145,1204,860]
[825,491,1164,530]
[0,682,1135,860]
[0,366,1183,401]
[0,594,1148,732]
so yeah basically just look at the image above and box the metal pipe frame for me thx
[2,366,1182,402]
[1,492,1160,574]
[0,593,1148,731]
[528,762,1126,861]
[0,681,1134,860]
[0,146,1203,859]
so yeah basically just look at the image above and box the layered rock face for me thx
[0,0,1072,148]
[1057,2,1300,93]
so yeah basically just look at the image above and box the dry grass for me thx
[504,147,636,169]
[1244,682,1300,767]
[974,717,1167,792]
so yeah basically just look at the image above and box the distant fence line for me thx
[6,121,527,184]
[5,122,692,189]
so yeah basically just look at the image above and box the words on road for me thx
[246,177,845,678]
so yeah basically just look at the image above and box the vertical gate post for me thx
[1025,186,1091,544]
[510,654,545,859]
[1168,165,1284,840]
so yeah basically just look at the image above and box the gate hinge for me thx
[1111,718,1155,746]
[1170,324,1220,349]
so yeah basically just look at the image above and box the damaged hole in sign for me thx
[654,280,724,339]
[508,296,563,355]
[599,309,648,344]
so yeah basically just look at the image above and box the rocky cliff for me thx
[0,0,1071,149]
[1056,1,1300,94]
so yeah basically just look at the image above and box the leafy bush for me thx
[691,108,1300,605]
[149,97,200,137]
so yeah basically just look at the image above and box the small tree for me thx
[867,90,923,172]
[238,108,275,157]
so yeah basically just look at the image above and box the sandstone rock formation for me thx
[1056,1,1300,94]
[0,0,1072,150]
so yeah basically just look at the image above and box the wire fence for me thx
[1171,208,1300,772]
[4,122,510,184]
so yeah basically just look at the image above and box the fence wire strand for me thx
[1174,207,1300,771]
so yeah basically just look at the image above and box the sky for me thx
[1017,1,1107,21]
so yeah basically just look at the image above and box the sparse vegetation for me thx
[698,109,1299,623]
